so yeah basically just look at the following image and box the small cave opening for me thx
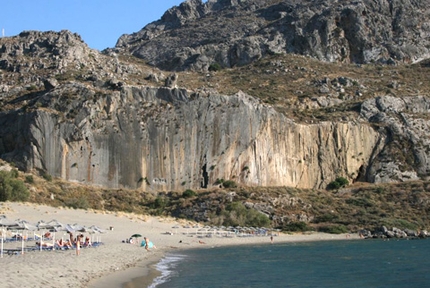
[201,163,209,188]
[354,165,366,183]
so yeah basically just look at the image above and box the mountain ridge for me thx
[114,0,430,71]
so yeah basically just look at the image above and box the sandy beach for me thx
[0,202,359,288]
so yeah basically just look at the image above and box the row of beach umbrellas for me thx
[171,223,276,237]
[0,215,105,257]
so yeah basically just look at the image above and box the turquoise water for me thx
[148,239,430,288]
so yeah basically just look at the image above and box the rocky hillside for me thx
[0,29,429,192]
[0,0,429,194]
[115,0,430,71]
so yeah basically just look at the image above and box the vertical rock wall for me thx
[0,87,383,191]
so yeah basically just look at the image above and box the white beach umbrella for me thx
[0,216,16,258]
[193,224,200,235]
[11,220,37,254]
[172,225,180,235]
[0,216,16,227]
[46,219,66,232]
[87,225,105,243]
[183,224,191,235]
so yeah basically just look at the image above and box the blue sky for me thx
[1,1,186,50]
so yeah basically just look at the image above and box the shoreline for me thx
[89,256,162,288]
[0,202,359,288]
[96,232,361,288]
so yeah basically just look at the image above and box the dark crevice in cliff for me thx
[201,163,209,188]
[355,165,366,183]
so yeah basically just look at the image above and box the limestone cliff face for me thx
[0,85,382,190]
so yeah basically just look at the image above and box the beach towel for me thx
[140,240,154,248]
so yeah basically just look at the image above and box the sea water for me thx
[147,238,430,288]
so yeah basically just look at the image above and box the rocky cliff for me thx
[115,0,430,71]
[0,83,384,190]
[0,3,429,192]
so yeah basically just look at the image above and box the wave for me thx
[148,253,188,287]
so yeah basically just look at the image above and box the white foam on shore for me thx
[148,253,187,287]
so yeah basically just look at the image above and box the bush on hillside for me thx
[208,62,222,72]
[216,201,270,227]
[0,170,30,202]
[282,221,310,232]
[183,189,197,198]
[222,180,237,188]
[327,177,349,190]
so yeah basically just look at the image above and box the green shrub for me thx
[327,181,341,190]
[10,169,19,178]
[182,189,197,198]
[314,213,339,223]
[222,180,237,188]
[217,201,270,227]
[282,221,309,232]
[42,172,52,182]
[345,197,373,208]
[375,187,385,194]
[327,176,349,190]
[336,177,349,186]
[208,62,222,72]
[0,171,30,202]
[149,195,170,215]
[64,197,89,210]
[153,196,168,208]
[25,175,34,184]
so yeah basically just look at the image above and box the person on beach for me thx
[56,239,72,249]
[36,241,54,248]
[144,237,150,251]
[270,235,274,243]
[76,234,82,256]
[84,236,92,247]
[142,237,156,251]
[68,232,74,244]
